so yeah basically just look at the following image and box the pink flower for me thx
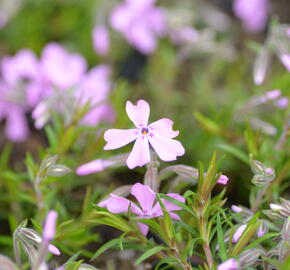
[40,43,87,90]
[218,259,239,270]
[76,65,114,126]
[104,100,185,169]
[99,183,185,235]
[110,0,167,54]
[276,97,288,108]
[233,0,269,33]
[92,25,110,56]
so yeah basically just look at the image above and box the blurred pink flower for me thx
[40,43,87,90]
[110,0,167,54]
[99,183,184,235]
[232,224,247,243]
[0,49,40,142]
[217,175,229,185]
[104,100,185,169]
[76,65,114,126]
[41,210,60,256]
[92,25,110,56]
[218,259,238,270]
[233,0,269,33]
[276,97,289,108]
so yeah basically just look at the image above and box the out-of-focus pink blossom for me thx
[92,25,110,56]
[217,175,229,185]
[99,183,184,235]
[40,43,87,90]
[233,0,269,33]
[104,100,185,169]
[0,49,40,142]
[170,27,198,45]
[76,159,116,175]
[276,97,289,108]
[218,259,239,270]
[232,224,247,243]
[110,0,167,54]
[76,65,114,126]
[231,205,243,213]
[265,89,281,100]
[43,210,58,240]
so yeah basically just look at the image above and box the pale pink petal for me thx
[104,194,142,215]
[162,193,185,212]
[149,118,179,138]
[275,97,288,108]
[126,135,151,169]
[137,222,149,235]
[218,258,238,270]
[76,159,115,175]
[43,210,57,240]
[6,107,29,142]
[131,183,156,213]
[104,128,138,150]
[169,213,181,220]
[48,244,60,256]
[92,25,110,56]
[232,224,247,243]
[148,133,185,162]
[126,100,150,127]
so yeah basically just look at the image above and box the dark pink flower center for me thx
[141,127,149,135]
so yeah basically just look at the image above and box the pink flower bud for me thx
[231,205,243,213]
[280,54,290,72]
[217,175,229,185]
[76,159,115,175]
[276,97,288,108]
[43,210,57,240]
[232,224,247,243]
[218,258,239,270]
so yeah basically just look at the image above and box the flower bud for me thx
[270,199,290,219]
[257,221,268,237]
[47,164,71,177]
[239,248,264,268]
[250,159,275,186]
[232,224,247,243]
[218,258,238,270]
[231,205,243,213]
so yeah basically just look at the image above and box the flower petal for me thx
[126,135,150,169]
[148,133,185,161]
[162,193,185,212]
[126,100,150,127]
[149,118,179,138]
[137,222,149,236]
[103,194,142,215]
[131,183,156,214]
[104,128,138,150]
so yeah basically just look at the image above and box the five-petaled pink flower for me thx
[99,183,185,235]
[104,100,185,169]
